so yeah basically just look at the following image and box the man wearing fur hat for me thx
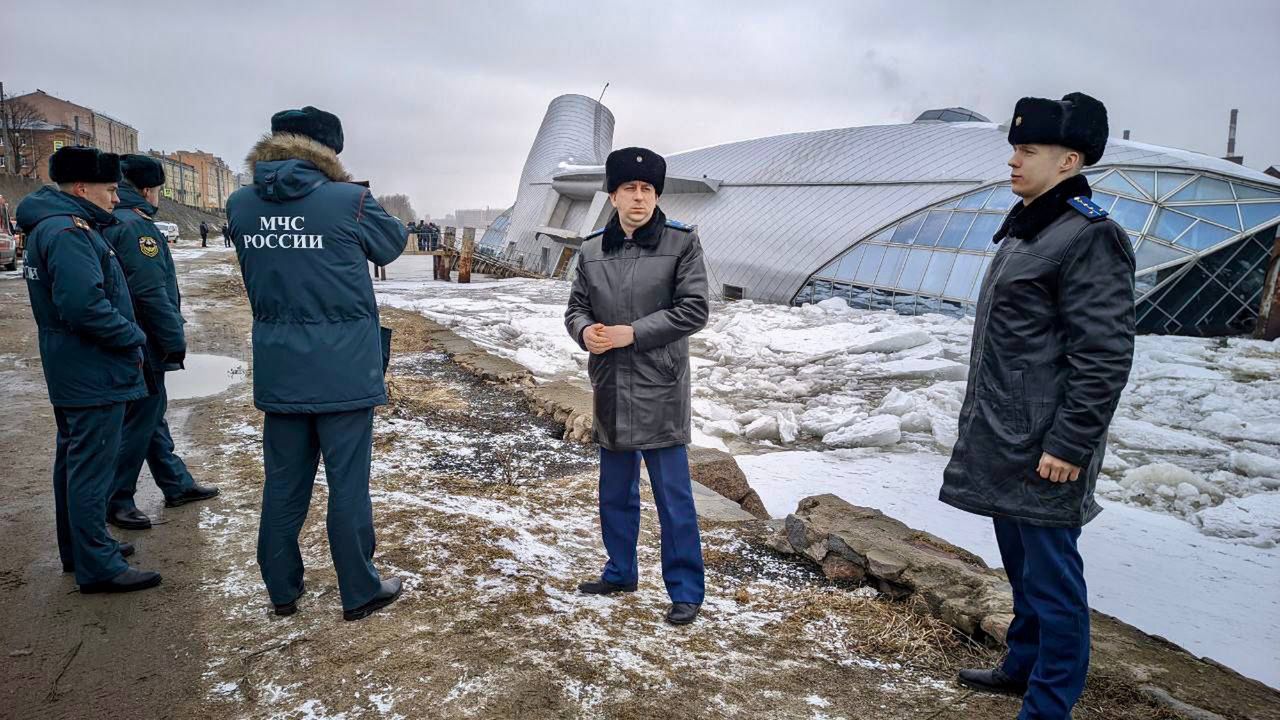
[564,147,709,625]
[941,93,1135,719]
[103,154,220,532]
[227,106,407,621]
[18,146,163,593]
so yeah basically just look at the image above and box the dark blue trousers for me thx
[54,404,131,585]
[110,371,194,513]
[993,517,1090,720]
[599,445,704,604]
[258,408,382,612]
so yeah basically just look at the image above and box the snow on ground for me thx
[737,449,1280,688]
[375,269,1280,687]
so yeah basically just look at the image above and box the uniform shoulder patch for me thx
[71,216,91,230]
[1067,196,1108,222]
[664,218,693,232]
[139,236,160,258]
[133,207,153,221]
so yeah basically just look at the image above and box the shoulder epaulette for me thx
[665,218,693,232]
[1067,196,1108,222]
[132,207,153,221]
[584,227,606,239]
[71,216,91,230]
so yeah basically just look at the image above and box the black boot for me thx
[274,581,306,617]
[79,567,162,594]
[957,667,1027,696]
[666,602,700,625]
[62,542,134,573]
[343,578,403,621]
[165,483,220,508]
[108,507,152,530]
[577,578,637,595]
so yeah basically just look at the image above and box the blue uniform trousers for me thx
[54,404,131,585]
[258,408,382,612]
[599,445,704,604]
[110,371,194,513]
[994,517,1090,720]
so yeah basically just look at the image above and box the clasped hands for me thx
[584,323,634,355]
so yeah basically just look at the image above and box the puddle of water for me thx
[168,354,247,400]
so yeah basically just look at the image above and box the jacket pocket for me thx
[380,326,392,376]
[1006,369,1029,435]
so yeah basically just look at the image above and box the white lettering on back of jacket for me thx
[242,216,324,249]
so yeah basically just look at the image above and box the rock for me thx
[865,549,908,580]
[688,481,757,521]
[688,447,771,520]
[1231,451,1280,479]
[739,490,770,520]
[980,613,1015,645]
[777,494,1013,645]
[822,415,901,448]
[743,416,780,441]
[821,555,865,582]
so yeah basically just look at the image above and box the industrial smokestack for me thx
[1227,109,1238,156]
[1225,109,1244,164]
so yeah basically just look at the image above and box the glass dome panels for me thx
[795,168,1280,335]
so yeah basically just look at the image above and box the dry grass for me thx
[386,375,468,414]
[781,587,996,672]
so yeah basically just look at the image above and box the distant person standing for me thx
[221,222,232,248]
[942,93,1135,720]
[565,147,709,625]
[199,220,209,248]
[17,146,161,593]
[227,105,407,621]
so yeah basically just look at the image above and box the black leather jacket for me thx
[940,175,1136,527]
[565,208,709,451]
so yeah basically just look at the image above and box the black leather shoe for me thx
[79,567,162,594]
[108,507,152,530]
[957,667,1027,696]
[164,484,220,508]
[62,540,131,573]
[274,581,305,617]
[577,578,637,595]
[666,602,700,625]
[343,578,403,621]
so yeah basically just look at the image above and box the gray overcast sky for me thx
[4,0,1278,218]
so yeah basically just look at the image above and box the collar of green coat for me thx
[115,182,159,218]
[994,173,1092,243]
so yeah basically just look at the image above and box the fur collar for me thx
[602,207,666,254]
[994,174,1092,243]
[245,132,351,182]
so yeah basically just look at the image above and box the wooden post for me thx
[1257,234,1280,341]
[436,227,456,282]
[458,228,475,284]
